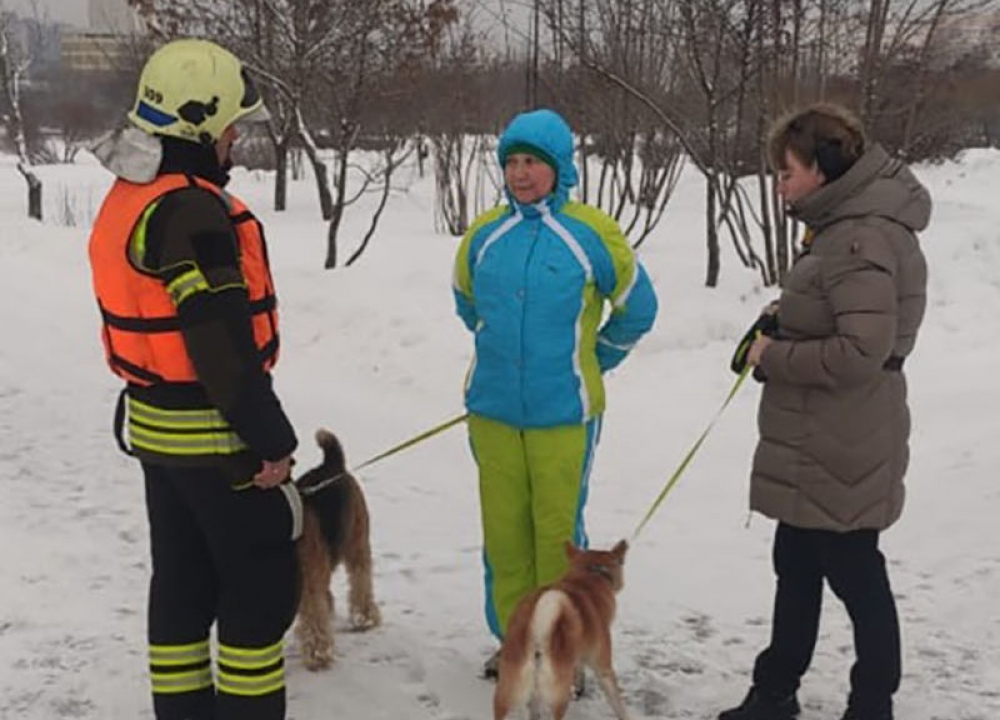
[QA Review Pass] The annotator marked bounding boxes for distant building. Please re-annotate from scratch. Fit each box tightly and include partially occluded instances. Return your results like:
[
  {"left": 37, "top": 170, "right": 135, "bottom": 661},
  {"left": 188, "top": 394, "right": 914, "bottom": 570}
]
[
  {"left": 60, "top": 32, "right": 132, "bottom": 72},
  {"left": 59, "top": 0, "right": 142, "bottom": 74}
]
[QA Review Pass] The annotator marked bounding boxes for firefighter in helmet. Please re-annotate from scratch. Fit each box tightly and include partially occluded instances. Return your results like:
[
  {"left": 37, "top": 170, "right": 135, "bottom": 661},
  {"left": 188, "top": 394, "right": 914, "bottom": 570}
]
[{"left": 89, "top": 39, "right": 300, "bottom": 720}]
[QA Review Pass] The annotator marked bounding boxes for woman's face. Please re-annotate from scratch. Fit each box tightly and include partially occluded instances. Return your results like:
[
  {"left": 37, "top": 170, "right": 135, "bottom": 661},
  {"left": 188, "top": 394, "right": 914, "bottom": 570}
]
[
  {"left": 504, "top": 153, "right": 556, "bottom": 205},
  {"left": 776, "top": 148, "right": 825, "bottom": 205}
]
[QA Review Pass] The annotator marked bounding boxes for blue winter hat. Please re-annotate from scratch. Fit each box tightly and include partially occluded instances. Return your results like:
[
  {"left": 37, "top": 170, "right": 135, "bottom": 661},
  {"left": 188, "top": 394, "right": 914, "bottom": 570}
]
[{"left": 497, "top": 109, "right": 579, "bottom": 191}]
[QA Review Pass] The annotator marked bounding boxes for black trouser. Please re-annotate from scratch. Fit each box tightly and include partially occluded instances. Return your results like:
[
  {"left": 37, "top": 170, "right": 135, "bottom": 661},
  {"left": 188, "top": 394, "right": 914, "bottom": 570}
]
[
  {"left": 753, "top": 523, "right": 901, "bottom": 716},
  {"left": 143, "top": 463, "right": 299, "bottom": 720}
]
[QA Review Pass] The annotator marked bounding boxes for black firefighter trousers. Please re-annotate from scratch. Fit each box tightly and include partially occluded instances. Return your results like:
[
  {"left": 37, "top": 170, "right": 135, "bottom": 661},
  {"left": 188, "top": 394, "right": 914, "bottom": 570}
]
[
  {"left": 753, "top": 522, "right": 901, "bottom": 717},
  {"left": 142, "top": 463, "right": 300, "bottom": 720}
]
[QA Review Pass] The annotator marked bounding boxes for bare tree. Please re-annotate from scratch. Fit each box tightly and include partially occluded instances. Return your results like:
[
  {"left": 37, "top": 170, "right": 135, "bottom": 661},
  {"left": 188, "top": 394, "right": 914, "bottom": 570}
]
[
  {"left": 853, "top": 0, "right": 997, "bottom": 130},
  {"left": 432, "top": 133, "right": 503, "bottom": 235},
  {"left": 542, "top": 0, "right": 687, "bottom": 249},
  {"left": 125, "top": 0, "right": 461, "bottom": 268},
  {"left": 33, "top": 66, "right": 129, "bottom": 163},
  {"left": 315, "top": 0, "right": 458, "bottom": 267},
  {"left": 120, "top": 0, "right": 1000, "bottom": 282},
  {"left": 0, "top": 5, "right": 41, "bottom": 220},
  {"left": 562, "top": 0, "right": 769, "bottom": 283},
  {"left": 344, "top": 134, "right": 414, "bottom": 266},
  {"left": 252, "top": 0, "right": 341, "bottom": 217},
  {"left": 126, "top": 0, "right": 336, "bottom": 217},
  {"left": 422, "top": 8, "right": 504, "bottom": 235},
  {"left": 675, "top": 0, "right": 754, "bottom": 285},
  {"left": 862, "top": 0, "right": 995, "bottom": 157}
]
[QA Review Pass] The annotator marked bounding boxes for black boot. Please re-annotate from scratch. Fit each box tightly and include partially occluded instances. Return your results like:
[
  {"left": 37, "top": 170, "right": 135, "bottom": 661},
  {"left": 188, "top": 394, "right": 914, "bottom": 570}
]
[
  {"left": 482, "top": 648, "right": 501, "bottom": 680},
  {"left": 572, "top": 665, "right": 587, "bottom": 699},
  {"left": 840, "top": 704, "right": 893, "bottom": 720},
  {"left": 718, "top": 687, "right": 801, "bottom": 720}
]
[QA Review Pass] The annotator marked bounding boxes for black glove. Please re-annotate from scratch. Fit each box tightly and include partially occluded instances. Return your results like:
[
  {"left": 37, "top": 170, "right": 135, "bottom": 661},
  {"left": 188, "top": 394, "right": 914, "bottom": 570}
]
[{"left": 731, "top": 312, "right": 779, "bottom": 375}]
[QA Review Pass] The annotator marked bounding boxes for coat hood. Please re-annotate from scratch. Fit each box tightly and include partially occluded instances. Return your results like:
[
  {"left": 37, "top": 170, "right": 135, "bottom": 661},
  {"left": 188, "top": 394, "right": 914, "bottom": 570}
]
[
  {"left": 791, "top": 143, "right": 932, "bottom": 233},
  {"left": 497, "top": 109, "right": 578, "bottom": 211}
]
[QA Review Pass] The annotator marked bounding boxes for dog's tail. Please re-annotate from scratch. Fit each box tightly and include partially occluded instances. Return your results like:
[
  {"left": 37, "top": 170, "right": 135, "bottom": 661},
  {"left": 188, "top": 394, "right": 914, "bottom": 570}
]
[
  {"left": 528, "top": 590, "right": 570, "bottom": 712},
  {"left": 314, "top": 428, "right": 348, "bottom": 475}
]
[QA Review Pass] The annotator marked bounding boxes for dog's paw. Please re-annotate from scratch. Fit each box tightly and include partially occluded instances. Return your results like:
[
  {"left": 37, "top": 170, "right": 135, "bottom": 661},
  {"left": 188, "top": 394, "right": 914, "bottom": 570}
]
[
  {"left": 302, "top": 643, "right": 334, "bottom": 671},
  {"left": 351, "top": 603, "right": 382, "bottom": 631}
]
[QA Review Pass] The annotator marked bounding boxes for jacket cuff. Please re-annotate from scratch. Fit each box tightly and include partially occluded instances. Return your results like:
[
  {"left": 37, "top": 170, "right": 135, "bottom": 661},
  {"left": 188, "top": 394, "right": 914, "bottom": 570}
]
[{"left": 226, "top": 375, "right": 298, "bottom": 461}]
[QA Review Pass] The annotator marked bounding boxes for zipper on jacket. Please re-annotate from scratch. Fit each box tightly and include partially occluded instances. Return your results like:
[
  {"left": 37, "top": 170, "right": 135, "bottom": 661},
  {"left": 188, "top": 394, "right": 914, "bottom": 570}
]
[{"left": 520, "top": 220, "right": 541, "bottom": 424}]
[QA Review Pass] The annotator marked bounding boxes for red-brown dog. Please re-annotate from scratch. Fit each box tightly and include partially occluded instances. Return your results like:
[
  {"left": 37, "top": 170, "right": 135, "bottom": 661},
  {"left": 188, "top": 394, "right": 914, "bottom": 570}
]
[{"left": 493, "top": 540, "right": 631, "bottom": 720}]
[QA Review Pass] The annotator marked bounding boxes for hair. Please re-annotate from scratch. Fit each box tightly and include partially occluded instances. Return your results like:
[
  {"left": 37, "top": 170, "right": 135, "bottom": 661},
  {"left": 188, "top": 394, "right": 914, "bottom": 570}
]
[{"left": 767, "top": 103, "right": 867, "bottom": 183}]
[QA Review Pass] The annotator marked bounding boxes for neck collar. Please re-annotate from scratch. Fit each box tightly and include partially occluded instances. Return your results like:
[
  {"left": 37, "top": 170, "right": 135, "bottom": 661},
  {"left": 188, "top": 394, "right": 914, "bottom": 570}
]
[
  {"left": 514, "top": 198, "right": 549, "bottom": 219},
  {"left": 506, "top": 185, "right": 568, "bottom": 216},
  {"left": 158, "top": 136, "right": 230, "bottom": 187},
  {"left": 586, "top": 563, "right": 616, "bottom": 586}
]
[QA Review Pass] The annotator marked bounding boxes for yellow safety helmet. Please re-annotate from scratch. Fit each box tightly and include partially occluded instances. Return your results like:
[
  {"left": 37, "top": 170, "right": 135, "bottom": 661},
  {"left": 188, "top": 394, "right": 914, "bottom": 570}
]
[{"left": 128, "top": 38, "right": 268, "bottom": 144}]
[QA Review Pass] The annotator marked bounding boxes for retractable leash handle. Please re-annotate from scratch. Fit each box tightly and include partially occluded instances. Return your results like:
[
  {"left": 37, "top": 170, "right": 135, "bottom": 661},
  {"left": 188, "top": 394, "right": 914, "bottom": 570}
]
[
  {"left": 631, "top": 364, "right": 752, "bottom": 541},
  {"left": 730, "top": 313, "right": 779, "bottom": 374}
]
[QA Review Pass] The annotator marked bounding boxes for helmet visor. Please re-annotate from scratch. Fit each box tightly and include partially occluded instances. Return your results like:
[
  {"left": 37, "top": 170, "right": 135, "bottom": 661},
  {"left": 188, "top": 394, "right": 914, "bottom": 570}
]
[
  {"left": 241, "top": 68, "right": 262, "bottom": 108},
  {"left": 236, "top": 103, "right": 271, "bottom": 126},
  {"left": 235, "top": 67, "right": 270, "bottom": 125}
]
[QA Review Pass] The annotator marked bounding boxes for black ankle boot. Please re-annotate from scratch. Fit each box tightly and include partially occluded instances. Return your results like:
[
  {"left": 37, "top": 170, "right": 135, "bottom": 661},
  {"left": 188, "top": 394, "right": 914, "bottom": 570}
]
[
  {"left": 482, "top": 648, "right": 500, "bottom": 680},
  {"left": 840, "top": 704, "right": 893, "bottom": 720},
  {"left": 718, "top": 687, "right": 801, "bottom": 720}
]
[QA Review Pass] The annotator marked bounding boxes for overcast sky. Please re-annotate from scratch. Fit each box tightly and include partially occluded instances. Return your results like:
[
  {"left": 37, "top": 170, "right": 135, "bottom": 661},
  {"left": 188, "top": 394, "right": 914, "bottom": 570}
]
[
  {"left": 6, "top": 0, "right": 535, "bottom": 56},
  {"left": 7, "top": 0, "right": 531, "bottom": 34}
]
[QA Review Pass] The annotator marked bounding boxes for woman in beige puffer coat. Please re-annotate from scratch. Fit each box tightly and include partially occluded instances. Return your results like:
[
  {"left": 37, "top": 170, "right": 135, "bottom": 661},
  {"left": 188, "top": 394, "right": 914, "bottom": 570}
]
[{"left": 719, "top": 104, "right": 930, "bottom": 720}]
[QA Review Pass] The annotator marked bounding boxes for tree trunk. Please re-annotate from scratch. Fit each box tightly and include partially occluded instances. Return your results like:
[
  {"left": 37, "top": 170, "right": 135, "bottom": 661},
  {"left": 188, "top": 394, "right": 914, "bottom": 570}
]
[
  {"left": 900, "top": 0, "right": 949, "bottom": 158},
  {"left": 705, "top": 177, "right": 719, "bottom": 287},
  {"left": 17, "top": 164, "right": 42, "bottom": 221},
  {"left": 325, "top": 205, "right": 342, "bottom": 269},
  {"left": 294, "top": 108, "right": 334, "bottom": 220},
  {"left": 860, "top": 0, "right": 889, "bottom": 123},
  {"left": 324, "top": 138, "right": 353, "bottom": 269},
  {"left": 3, "top": 20, "right": 39, "bottom": 222},
  {"left": 306, "top": 150, "right": 333, "bottom": 221},
  {"left": 416, "top": 134, "right": 427, "bottom": 178},
  {"left": 345, "top": 149, "right": 398, "bottom": 267},
  {"left": 274, "top": 139, "right": 289, "bottom": 212}
]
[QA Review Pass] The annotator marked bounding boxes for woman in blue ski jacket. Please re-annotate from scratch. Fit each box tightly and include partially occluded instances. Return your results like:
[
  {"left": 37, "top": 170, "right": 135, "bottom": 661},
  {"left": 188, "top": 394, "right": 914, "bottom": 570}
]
[{"left": 452, "top": 108, "right": 659, "bottom": 675}]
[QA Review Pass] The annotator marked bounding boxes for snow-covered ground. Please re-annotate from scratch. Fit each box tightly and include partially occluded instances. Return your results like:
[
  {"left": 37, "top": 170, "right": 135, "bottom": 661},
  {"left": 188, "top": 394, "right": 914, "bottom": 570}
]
[{"left": 1, "top": 147, "right": 997, "bottom": 720}]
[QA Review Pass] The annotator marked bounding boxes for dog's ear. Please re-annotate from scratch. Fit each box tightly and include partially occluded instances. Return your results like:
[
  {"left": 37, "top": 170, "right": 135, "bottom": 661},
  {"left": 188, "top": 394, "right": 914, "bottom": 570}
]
[
  {"left": 564, "top": 540, "right": 578, "bottom": 560},
  {"left": 612, "top": 539, "right": 628, "bottom": 561}
]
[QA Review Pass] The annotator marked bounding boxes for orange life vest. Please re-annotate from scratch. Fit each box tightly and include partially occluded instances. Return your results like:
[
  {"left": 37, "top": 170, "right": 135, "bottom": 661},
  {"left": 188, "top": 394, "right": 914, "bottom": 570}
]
[{"left": 89, "top": 174, "right": 279, "bottom": 386}]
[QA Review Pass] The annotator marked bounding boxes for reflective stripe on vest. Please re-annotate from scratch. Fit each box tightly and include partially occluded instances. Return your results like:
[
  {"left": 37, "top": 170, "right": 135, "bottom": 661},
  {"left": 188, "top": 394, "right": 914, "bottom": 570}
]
[
  {"left": 127, "top": 397, "right": 247, "bottom": 457},
  {"left": 89, "top": 173, "right": 279, "bottom": 386}
]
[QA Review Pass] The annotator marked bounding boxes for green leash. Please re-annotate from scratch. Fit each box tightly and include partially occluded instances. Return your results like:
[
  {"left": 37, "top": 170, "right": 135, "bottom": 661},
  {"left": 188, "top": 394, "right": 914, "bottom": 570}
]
[{"left": 631, "top": 365, "right": 752, "bottom": 540}]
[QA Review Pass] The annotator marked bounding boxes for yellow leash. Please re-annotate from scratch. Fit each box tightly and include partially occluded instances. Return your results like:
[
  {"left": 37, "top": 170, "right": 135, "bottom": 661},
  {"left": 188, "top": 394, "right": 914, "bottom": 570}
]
[
  {"left": 352, "top": 412, "right": 469, "bottom": 472},
  {"left": 295, "top": 412, "right": 468, "bottom": 495},
  {"left": 631, "top": 365, "right": 752, "bottom": 540},
  {"left": 240, "top": 361, "right": 749, "bottom": 534},
  {"left": 237, "top": 412, "right": 469, "bottom": 493}
]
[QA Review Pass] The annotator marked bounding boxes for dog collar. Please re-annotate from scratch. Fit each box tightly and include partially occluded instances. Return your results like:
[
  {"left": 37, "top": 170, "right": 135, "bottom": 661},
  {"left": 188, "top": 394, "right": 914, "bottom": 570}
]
[
  {"left": 587, "top": 564, "right": 616, "bottom": 585},
  {"left": 298, "top": 470, "right": 348, "bottom": 497}
]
